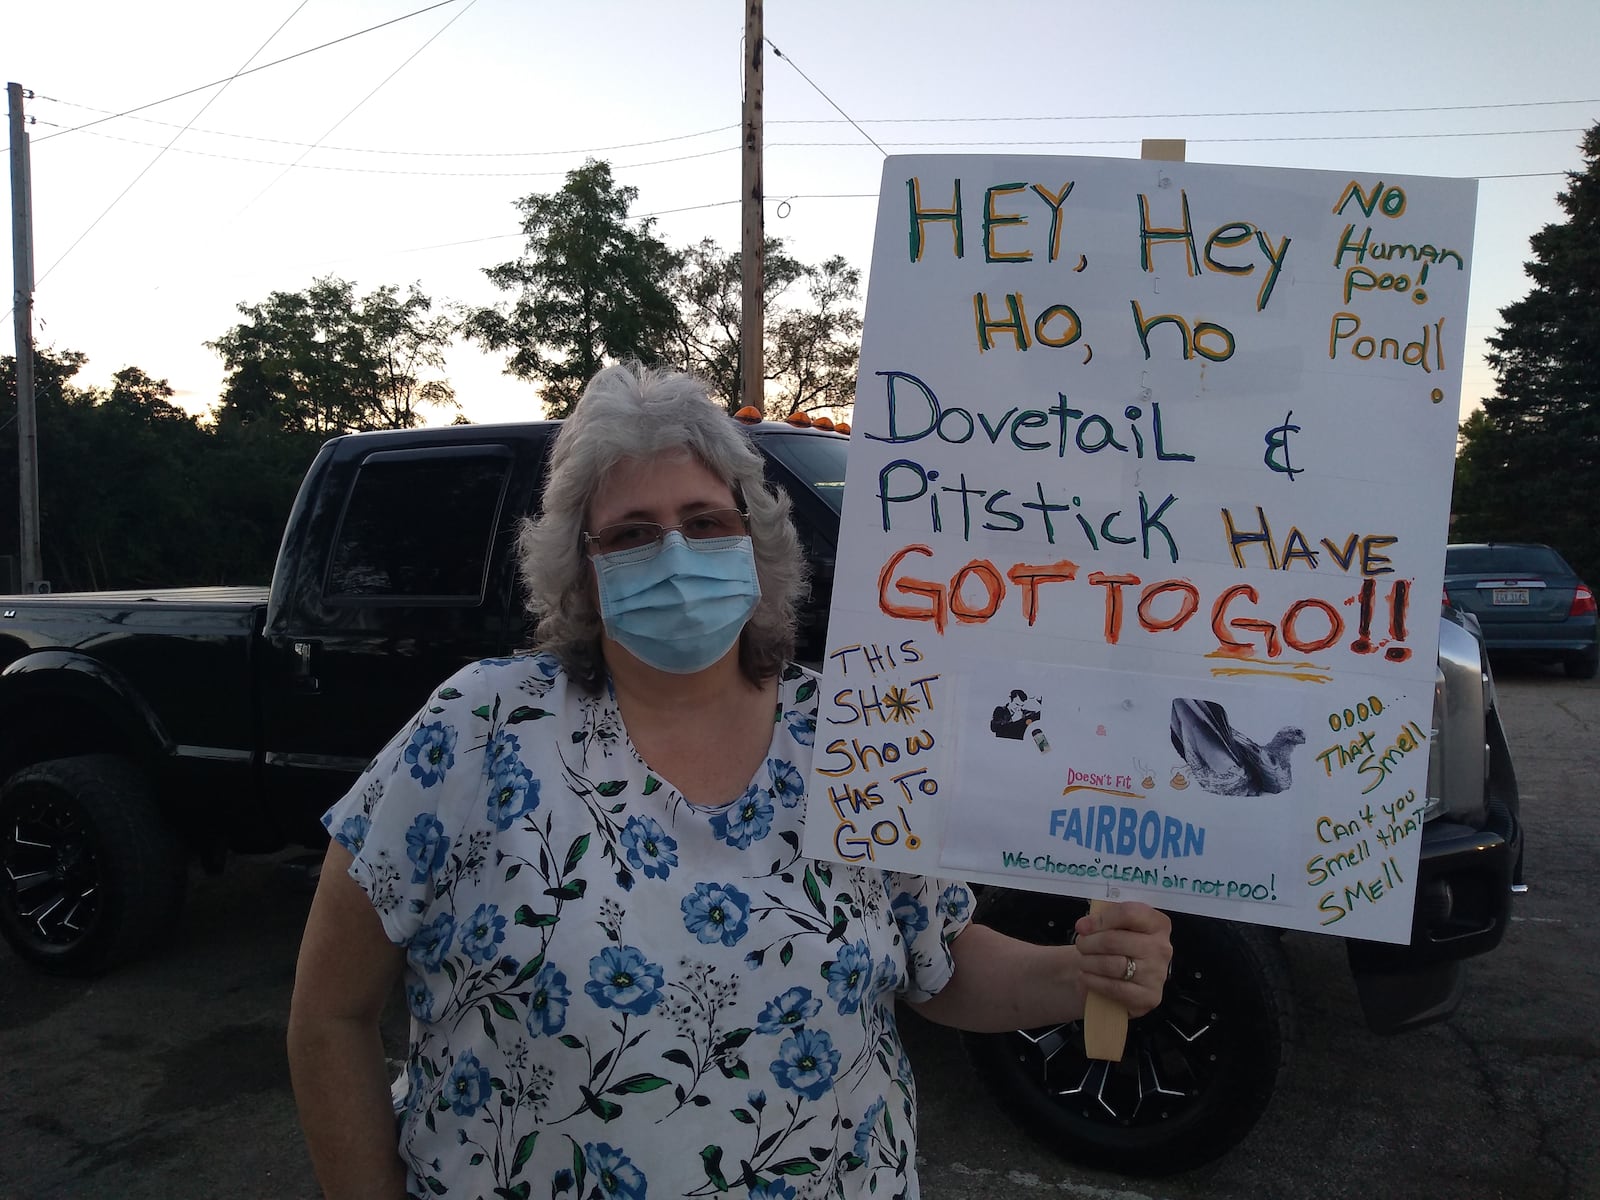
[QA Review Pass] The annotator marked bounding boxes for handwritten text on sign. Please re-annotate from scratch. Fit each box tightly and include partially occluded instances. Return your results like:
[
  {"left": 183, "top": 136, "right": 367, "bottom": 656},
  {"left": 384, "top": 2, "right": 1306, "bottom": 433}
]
[{"left": 802, "top": 155, "right": 1476, "bottom": 944}]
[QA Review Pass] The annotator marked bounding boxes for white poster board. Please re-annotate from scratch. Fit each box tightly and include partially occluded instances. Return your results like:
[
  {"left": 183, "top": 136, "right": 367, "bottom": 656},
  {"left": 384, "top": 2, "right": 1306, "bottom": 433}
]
[{"left": 802, "top": 154, "right": 1477, "bottom": 944}]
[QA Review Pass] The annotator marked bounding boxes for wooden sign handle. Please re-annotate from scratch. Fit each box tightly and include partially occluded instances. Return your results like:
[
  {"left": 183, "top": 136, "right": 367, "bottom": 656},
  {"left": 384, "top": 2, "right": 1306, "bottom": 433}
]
[
  {"left": 1082, "top": 899, "right": 1129, "bottom": 1061},
  {"left": 1079, "top": 136, "right": 1185, "bottom": 1066}
]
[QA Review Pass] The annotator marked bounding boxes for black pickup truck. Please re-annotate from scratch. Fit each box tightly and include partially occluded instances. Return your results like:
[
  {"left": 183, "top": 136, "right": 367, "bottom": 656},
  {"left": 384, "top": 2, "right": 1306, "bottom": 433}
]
[{"left": 0, "top": 416, "right": 1521, "bottom": 1174}]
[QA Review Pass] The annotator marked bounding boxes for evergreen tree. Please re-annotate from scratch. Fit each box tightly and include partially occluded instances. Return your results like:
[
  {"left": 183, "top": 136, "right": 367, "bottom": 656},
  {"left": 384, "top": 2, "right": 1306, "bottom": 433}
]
[{"left": 1454, "top": 124, "right": 1600, "bottom": 583}]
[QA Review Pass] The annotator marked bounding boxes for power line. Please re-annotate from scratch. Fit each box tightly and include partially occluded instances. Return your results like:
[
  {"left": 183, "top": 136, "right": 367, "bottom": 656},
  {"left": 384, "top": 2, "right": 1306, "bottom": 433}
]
[
  {"left": 41, "top": 123, "right": 740, "bottom": 176},
  {"left": 764, "top": 38, "right": 886, "bottom": 157},
  {"left": 767, "top": 97, "right": 1600, "bottom": 124},
  {"left": 32, "top": 0, "right": 314, "bottom": 289},
  {"left": 140, "top": 195, "right": 860, "bottom": 277},
  {"left": 35, "top": 97, "right": 739, "bottom": 157},
  {"left": 770, "top": 127, "right": 1586, "bottom": 148},
  {"left": 1479, "top": 170, "right": 1570, "bottom": 179},
  {"left": 237, "top": 0, "right": 480, "bottom": 211},
  {"left": 30, "top": 0, "right": 466, "bottom": 144},
  {"left": 28, "top": 91, "right": 1597, "bottom": 162},
  {"left": 44, "top": 121, "right": 1579, "bottom": 179}
]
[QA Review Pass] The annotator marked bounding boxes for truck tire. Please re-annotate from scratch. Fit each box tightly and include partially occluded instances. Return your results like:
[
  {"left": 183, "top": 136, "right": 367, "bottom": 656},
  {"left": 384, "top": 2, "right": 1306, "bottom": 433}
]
[
  {"left": 962, "top": 888, "right": 1294, "bottom": 1176},
  {"left": 0, "top": 754, "right": 187, "bottom": 975}
]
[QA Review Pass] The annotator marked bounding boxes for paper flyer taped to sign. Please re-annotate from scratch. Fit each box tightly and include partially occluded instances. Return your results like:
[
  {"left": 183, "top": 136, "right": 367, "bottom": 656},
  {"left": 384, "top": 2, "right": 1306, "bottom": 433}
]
[{"left": 801, "top": 154, "right": 1477, "bottom": 944}]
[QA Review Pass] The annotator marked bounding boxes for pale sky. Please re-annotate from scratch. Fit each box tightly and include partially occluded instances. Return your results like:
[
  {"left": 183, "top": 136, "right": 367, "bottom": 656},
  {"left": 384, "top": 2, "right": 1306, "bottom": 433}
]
[{"left": 6, "top": 0, "right": 1598, "bottom": 427}]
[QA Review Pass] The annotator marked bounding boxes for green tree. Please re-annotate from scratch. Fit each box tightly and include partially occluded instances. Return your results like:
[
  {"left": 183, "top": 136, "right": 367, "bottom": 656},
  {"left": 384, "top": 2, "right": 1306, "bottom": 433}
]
[
  {"left": 463, "top": 159, "right": 681, "bottom": 418},
  {"left": 1453, "top": 125, "right": 1600, "bottom": 583},
  {"left": 666, "top": 238, "right": 862, "bottom": 418},
  {"left": 667, "top": 236, "right": 803, "bottom": 409},
  {"left": 766, "top": 254, "right": 863, "bottom": 419},
  {"left": 1, "top": 351, "right": 210, "bottom": 589},
  {"left": 2, "top": 349, "right": 321, "bottom": 592},
  {"left": 208, "top": 276, "right": 458, "bottom": 434}
]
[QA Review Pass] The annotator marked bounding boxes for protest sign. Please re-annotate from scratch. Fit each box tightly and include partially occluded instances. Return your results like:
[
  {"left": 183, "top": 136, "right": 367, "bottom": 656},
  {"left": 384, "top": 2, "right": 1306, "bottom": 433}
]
[{"left": 801, "top": 154, "right": 1477, "bottom": 944}]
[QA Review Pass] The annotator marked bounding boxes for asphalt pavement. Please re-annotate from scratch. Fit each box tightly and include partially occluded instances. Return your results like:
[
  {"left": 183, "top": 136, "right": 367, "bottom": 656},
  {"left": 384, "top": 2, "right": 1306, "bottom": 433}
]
[{"left": 1, "top": 661, "right": 1595, "bottom": 1200}]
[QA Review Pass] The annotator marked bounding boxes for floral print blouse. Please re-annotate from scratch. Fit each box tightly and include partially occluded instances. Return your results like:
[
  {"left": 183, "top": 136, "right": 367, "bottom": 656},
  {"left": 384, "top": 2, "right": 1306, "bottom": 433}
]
[{"left": 323, "top": 655, "right": 973, "bottom": 1200}]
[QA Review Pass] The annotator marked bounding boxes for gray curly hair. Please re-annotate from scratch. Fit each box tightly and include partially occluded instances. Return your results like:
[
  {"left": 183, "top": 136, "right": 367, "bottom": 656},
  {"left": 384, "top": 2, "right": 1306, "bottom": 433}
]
[{"left": 519, "top": 362, "right": 807, "bottom": 692}]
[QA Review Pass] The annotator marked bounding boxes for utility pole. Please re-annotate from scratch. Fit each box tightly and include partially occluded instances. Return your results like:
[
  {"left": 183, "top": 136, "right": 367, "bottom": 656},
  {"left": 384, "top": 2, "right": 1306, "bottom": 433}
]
[
  {"left": 739, "top": 0, "right": 764, "bottom": 415},
  {"left": 8, "top": 83, "right": 42, "bottom": 593}
]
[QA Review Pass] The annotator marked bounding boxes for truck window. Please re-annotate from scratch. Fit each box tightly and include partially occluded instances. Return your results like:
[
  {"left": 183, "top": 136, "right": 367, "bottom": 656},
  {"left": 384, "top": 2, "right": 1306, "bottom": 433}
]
[
  {"left": 327, "top": 448, "right": 512, "bottom": 603},
  {"left": 758, "top": 433, "right": 847, "bottom": 514}
]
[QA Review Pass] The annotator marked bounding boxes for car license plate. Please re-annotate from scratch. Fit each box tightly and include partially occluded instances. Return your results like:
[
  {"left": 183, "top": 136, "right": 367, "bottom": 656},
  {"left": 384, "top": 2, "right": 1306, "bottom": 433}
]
[{"left": 1492, "top": 588, "right": 1530, "bottom": 605}]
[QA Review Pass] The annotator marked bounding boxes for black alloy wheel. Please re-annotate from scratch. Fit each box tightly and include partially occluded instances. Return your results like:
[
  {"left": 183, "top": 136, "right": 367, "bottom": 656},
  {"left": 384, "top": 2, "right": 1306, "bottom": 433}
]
[
  {"left": 0, "top": 755, "right": 186, "bottom": 975},
  {"left": 963, "top": 888, "right": 1294, "bottom": 1176},
  {"left": 3, "top": 786, "right": 105, "bottom": 951}
]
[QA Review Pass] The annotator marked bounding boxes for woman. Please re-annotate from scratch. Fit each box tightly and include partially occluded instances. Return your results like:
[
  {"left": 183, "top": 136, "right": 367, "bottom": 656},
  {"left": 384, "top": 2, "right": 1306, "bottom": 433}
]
[{"left": 288, "top": 363, "right": 1173, "bottom": 1200}]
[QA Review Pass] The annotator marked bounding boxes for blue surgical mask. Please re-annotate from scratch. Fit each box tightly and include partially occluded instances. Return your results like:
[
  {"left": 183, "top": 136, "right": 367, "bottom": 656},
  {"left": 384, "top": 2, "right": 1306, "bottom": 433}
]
[{"left": 593, "top": 532, "right": 762, "bottom": 674}]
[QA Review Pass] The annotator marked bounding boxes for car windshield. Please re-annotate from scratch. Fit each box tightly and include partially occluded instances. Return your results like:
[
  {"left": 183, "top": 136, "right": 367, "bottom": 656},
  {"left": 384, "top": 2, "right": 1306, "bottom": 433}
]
[
  {"left": 1446, "top": 545, "right": 1572, "bottom": 576},
  {"left": 761, "top": 433, "right": 848, "bottom": 514}
]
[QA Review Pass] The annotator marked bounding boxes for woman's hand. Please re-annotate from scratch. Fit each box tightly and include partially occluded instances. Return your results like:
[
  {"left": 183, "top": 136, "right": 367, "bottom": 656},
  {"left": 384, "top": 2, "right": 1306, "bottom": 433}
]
[
  {"left": 910, "top": 901, "right": 1174, "bottom": 1032},
  {"left": 1071, "top": 901, "right": 1173, "bottom": 1017}
]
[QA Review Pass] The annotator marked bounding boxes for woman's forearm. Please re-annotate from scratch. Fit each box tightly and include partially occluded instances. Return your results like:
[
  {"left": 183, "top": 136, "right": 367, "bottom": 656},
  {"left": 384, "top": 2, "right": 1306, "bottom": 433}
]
[
  {"left": 288, "top": 1015, "right": 408, "bottom": 1200},
  {"left": 910, "top": 901, "right": 1174, "bottom": 1032},
  {"left": 908, "top": 923, "right": 1087, "bottom": 1031}
]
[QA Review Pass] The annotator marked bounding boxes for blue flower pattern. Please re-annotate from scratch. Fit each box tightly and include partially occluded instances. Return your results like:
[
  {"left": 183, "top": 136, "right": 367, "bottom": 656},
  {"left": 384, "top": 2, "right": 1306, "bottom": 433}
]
[
  {"left": 749, "top": 1179, "right": 797, "bottom": 1200},
  {"left": 937, "top": 883, "right": 972, "bottom": 924},
  {"left": 825, "top": 939, "right": 876, "bottom": 1015},
  {"left": 406, "top": 721, "right": 457, "bottom": 787},
  {"left": 584, "top": 1142, "right": 647, "bottom": 1200},
  {"left": 769, "top": 1026, "right": 841, "bottom": 1100},
  {"left": 406, "top": 981, "right": 436, "bottom": 1023},
  {"left": 445, "top": 1051, "right": 491, "bottom": 1116},
  {"left": 619, "top": 815, "right": 678, "bottom": 880},
  {"left": 854, "top": 1097, "right": 886, "bottom": 1161},
  {"left": 584, "top": 945, "right": 665, "bottom": 1016},
  {"left": 525, "top": 962, "right": 571, "bottom": 1037},
  {"left": 404, "top": 812, "right": 450, "bottom": 883},
  {"left": 681, "top": 881, "right": 752, "bottom": 946},
  {"left": 890, "top": 891, "right": 929, "bottom": 936},
  {"left": 482, "top": 729, "right": 521, "bottom": 777},
  {"left": 707, "top": 784, "right": 774, "bottom": 849},
  {"left": 487, "top": 755, "right": 540, "bottom": 830},
  {"left": 783, "top": 710, "right": 815, "bottom": 746},
  {"left": 756, "top": 986, "right": 823, "bottom": 1035},
  {"left": 767, "top": 758, "right": 804, "bottom": 807},
  {"left": 334, "top": 813, "right": 370, "bottom": 855},
  {"left": 320, "top": 655, "right": 972, "bottom": 1198},
  {"left": 410, "top": 913, "right": 456, "bottom": 972},
  {"left": 459, "top": 902, "right": 507, "bottom": 965}
]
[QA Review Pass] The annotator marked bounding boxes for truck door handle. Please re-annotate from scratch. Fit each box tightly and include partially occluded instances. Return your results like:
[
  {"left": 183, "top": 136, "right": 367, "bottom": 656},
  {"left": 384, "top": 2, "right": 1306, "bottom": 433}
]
[{"left": 292, "top": 640, "right": 321, "bottom": 694}]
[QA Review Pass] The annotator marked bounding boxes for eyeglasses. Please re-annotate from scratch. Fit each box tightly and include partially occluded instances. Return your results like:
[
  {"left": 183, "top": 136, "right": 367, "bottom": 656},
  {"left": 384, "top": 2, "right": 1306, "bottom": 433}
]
[{"left": 583, "top": 508, "right": 749, "bottom": 556}]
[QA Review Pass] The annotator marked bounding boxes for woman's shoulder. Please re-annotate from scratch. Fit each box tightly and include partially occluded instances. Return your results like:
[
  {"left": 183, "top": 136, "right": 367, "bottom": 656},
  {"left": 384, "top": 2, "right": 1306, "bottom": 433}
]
[
  {"left": 773, "top": 662, "right": 820, "bottom": 748},
  {"left": 401, "top": 652, "right": 571, "bottom": 765},
  {"left": 434, "top": 650, "right": 568, "bottom": 697},
  {"left": 775, "top": 662, "right": 821, "bottom": 707}
]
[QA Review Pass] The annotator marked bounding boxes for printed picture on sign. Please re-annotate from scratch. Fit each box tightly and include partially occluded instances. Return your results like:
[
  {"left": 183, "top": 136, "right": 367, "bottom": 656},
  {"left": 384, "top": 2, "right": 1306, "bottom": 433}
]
[
  {"left": 1169, "top": 699, "right": 1305, "bottom": 797},
  {"left": 989, "top": 688, "right": 1049, "bottom": 750}
]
